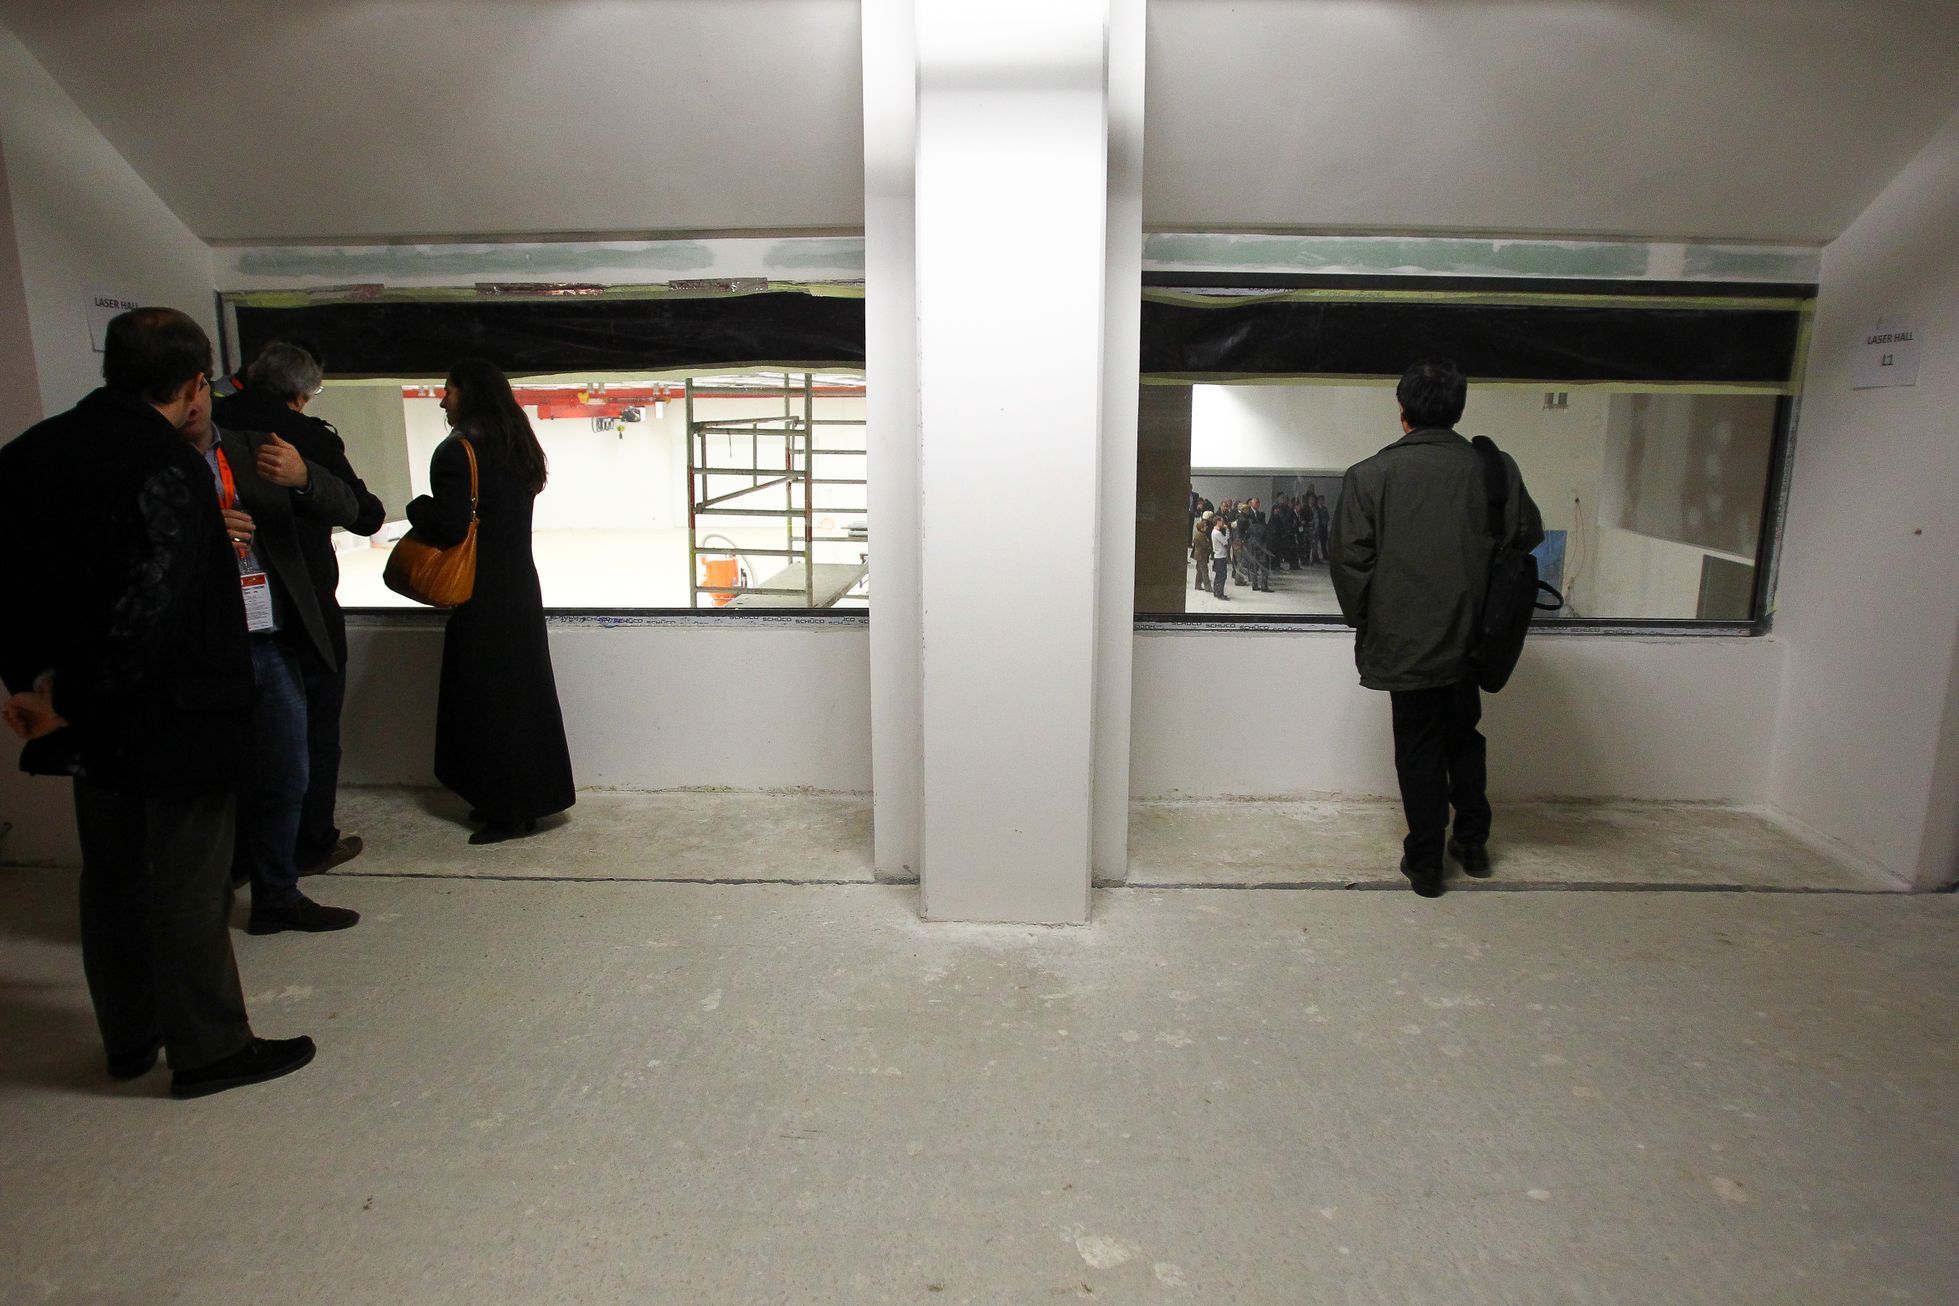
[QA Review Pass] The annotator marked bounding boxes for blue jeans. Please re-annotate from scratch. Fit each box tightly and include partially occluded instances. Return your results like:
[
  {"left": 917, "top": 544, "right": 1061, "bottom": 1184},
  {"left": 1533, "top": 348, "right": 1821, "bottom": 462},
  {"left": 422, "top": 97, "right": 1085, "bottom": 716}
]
[
  {"left": 240, "top": 638, "right": 310, "bottom": 906},
  {"left": 295, "top": 653, "right": 345, "bottom": 865}
]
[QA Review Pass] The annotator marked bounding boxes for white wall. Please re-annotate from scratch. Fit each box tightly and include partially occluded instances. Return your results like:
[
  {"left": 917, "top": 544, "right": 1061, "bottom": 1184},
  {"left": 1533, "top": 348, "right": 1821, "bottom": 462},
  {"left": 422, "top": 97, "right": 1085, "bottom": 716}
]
[
  {"left": 307, "top": 383, "right": 414, "bottom": 521},
  {"left": 1769, "top": 107, "right": 1959, "bottom": 891},
  {"left": 1589, "top": 528, "right": 1751, "bottom": 622},
  {"left": 338, "top": 621, "right": 872, "bottom": 794},
  {"left": 862, "top": 0, "right": 924, "bottom": 883},
  {"left": 0, "top": 619, "right": 874, "bottom": 868},
  {"left": 0, "top": 23, "right": 213, "bottom": 416},
  {"left": 0, "top": 140, "right": 40, "bottom": 437},
  {"left": 912, "top": 0, "right": 1106, "bottom": 923},
  {"left": 1132, "top": 631, "right": 1783, "bottom": 805}
]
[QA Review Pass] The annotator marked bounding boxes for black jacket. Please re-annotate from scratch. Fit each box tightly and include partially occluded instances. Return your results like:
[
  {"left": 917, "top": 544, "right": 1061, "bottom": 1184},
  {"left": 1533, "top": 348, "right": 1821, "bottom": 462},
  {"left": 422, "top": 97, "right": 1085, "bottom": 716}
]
[
  {"left": 0, "top": 390, "right": 252, "bottom": 791},
  {"left": 1331, "top": 427, "right": 1544, "bottom": 692},
  {"left": 212, "top": 386, "right": 385, "bottom": 663},
  {"left": 213, "top": 425, "right": 362, "bottom": 671}
]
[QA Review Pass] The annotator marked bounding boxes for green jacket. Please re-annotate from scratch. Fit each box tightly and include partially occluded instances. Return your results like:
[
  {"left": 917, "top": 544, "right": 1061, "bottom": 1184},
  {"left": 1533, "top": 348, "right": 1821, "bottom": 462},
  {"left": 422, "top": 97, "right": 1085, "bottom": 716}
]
[{"left": 1330, "top": 427, "right": 1544, "bottom": 692}]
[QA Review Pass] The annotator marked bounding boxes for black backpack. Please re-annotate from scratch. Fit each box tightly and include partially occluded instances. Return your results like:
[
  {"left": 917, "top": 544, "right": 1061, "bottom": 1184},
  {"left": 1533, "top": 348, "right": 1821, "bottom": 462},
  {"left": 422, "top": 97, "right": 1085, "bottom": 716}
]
[{"left": 1471, "top": 436, "right": 1562, "bottom": 693}]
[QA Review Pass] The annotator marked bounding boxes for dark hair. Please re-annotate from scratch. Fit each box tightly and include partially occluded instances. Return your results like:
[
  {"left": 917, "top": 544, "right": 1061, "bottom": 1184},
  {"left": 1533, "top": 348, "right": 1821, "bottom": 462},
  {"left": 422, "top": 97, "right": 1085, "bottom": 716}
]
[
  {"left": 445, "top": 357, "right": 548, "bottom": 493},
  {"left": 101, "top": 307, "right": 212, "bottom": 405},
  {"left": 1396, "top": 360, "right": 1468, "bottom": 429}
]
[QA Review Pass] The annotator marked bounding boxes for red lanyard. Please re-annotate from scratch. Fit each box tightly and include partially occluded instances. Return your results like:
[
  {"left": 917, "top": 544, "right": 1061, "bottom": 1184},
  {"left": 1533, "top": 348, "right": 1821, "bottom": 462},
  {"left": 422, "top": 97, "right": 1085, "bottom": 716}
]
[
  {"left": 213, "top": 447, "right": 246, "bottom": 559},
  {"left": 213, "top": 445, "right": 237, "bottom": 511}
]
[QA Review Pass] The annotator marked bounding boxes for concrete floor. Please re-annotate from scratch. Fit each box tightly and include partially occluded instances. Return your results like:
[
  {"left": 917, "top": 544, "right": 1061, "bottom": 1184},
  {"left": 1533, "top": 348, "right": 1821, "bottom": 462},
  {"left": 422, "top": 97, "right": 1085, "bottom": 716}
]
[
  {"left": 1184, "top": 559, "right": 1340, "bottom": 616},
  {"left": 325, "top": 787, "right": 1892, "bottom": 893},
  {"left": 0, "top": 869, "right": 1952, "bottom": 1304},
  {"left": 1127, "top": 798, "right": 1893, "bottom": 890},
  {"left": 331, "top": 787, "right": 879, "bottom": 883}
]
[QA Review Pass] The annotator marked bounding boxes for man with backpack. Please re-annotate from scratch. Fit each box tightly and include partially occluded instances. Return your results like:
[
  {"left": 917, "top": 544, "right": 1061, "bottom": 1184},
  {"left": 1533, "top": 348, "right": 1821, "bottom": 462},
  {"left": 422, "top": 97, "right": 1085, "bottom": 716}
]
[{"left": 1330, "top": 361, "right": 1543, "bottom": 898}]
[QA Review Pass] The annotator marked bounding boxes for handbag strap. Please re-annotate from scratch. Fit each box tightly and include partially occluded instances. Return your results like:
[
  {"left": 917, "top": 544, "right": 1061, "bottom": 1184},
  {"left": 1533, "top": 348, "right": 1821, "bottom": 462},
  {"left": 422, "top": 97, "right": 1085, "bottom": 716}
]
[{"left": 458, "top": 437, "right": 479, "bottom": 521}]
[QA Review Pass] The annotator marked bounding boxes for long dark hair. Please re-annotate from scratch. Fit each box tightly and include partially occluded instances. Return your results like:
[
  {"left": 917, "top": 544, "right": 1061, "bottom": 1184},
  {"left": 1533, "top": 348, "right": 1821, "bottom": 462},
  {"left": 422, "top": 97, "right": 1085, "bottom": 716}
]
[{"left": 445, "top": 357, "right": 548, "bottom": 493}]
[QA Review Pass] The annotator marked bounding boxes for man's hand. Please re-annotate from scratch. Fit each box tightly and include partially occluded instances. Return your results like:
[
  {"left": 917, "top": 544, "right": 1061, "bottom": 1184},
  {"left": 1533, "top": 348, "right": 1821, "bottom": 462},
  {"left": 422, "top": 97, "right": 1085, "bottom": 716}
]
[
  {"left": 256, "top": 434, "right": 309, "bottom": 489},
  {"left": 222, "top": 507, "right": 256, "bottom": 550},
  {"left": 3, "top": 689, "right": 67, "bottom": 741}
]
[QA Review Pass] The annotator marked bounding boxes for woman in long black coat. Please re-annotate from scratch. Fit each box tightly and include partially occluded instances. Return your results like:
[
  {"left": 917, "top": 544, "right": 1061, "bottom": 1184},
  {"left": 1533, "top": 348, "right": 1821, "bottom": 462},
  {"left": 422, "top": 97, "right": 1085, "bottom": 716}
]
[{"left": 407, "top": 358, "right": 575, "bottom": 844}]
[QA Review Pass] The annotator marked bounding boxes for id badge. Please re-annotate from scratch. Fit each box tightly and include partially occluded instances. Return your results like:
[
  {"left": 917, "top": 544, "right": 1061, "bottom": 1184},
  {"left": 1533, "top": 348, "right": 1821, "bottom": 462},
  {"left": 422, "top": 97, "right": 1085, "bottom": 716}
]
[{"left": 240, "top": 571, "right": 275, "bottom": 632}]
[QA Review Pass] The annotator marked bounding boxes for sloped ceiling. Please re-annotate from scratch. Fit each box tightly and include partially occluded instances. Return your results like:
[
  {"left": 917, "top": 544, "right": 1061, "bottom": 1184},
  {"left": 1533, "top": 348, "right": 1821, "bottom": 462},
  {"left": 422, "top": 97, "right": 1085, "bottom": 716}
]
[
  {"left": 3, "top": 0, "right": 1957, "bottom": 245},
  {"left": 0, "top": 0, "right": 868, "bottom": 241},
  {"left": 1144, "top": 0, "right": 1959, "bottom": 243}
]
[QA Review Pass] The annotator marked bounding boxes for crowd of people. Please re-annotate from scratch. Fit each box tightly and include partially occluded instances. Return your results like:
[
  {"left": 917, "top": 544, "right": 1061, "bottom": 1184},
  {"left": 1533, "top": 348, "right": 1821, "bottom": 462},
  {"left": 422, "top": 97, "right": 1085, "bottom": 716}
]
[
  {"left": 0, "top": 307, "right": 575, "bottom": 1097},
  {"left": 1187, "top": 488, "right": 1332, "bottom": 598}
]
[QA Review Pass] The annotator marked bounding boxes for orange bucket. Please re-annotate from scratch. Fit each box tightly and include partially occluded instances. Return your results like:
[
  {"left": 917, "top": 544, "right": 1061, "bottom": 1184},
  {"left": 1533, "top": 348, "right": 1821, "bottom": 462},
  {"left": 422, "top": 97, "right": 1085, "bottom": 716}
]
[{"left": 702, "top": 557, "right": 740, "bottom": 606}]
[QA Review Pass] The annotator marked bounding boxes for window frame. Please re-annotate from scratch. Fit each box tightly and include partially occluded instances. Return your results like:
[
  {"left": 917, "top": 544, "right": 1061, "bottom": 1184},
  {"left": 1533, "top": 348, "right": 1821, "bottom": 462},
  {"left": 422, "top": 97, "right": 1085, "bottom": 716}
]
[{"left": 1133, "top": 273, "right": 1814, "bottom": 637}]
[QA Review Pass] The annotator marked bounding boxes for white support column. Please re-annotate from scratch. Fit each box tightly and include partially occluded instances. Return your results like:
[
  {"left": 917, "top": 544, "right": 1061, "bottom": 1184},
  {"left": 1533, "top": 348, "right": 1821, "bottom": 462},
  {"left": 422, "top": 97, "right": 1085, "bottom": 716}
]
[
  {"left": 914, "top": 0, "right": 1110, "bottom": 923},
  {"left": 863, "top": 0, "right": 923, "bottom": 882},
  {"left": 1092, "top": 0, "right": 1146, "bottom": 884}
]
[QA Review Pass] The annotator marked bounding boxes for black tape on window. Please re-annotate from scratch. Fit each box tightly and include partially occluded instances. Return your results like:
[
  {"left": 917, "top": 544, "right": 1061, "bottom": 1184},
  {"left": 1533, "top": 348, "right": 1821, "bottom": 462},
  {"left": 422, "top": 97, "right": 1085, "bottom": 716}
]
[
  {"left": 234, "top": 293, "right": 866, "bottom": 376},
  {"left": 1140, "top": 299, "right": 1802, "bottom": 384}
]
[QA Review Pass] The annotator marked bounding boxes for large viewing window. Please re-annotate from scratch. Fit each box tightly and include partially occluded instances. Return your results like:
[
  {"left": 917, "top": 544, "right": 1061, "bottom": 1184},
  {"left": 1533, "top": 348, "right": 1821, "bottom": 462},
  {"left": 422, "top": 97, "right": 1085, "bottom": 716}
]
[
  {"left": 1133, "top": 277, "right": 1810, "bottom": 626},
  {"left": 312, "top": 372, "right": 868, "bottom": 611},
  {"left": 223, "top": 288, "right": 869, "bottom": 614}
]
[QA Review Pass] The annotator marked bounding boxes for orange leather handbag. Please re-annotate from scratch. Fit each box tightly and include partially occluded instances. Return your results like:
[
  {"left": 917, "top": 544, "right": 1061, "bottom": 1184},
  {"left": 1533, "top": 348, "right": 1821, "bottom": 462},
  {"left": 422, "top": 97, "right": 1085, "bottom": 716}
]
[{"left": 383, "top": 438, "right": 478, "bottom": 608}]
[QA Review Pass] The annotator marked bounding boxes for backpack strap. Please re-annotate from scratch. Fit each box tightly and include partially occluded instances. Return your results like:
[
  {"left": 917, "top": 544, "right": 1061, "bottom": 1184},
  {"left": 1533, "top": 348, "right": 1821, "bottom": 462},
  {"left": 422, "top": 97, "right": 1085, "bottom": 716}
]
[{"left": 1471, "top": 434, "right": 1506, "bottom": 543}]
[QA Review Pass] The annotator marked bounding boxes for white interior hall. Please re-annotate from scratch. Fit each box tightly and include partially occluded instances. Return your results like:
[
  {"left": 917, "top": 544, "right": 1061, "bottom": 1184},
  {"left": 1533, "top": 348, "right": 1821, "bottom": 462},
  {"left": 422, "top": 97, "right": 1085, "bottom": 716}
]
[{"left": 1, "top": 2, "right": 1957, "bottom": 1302}]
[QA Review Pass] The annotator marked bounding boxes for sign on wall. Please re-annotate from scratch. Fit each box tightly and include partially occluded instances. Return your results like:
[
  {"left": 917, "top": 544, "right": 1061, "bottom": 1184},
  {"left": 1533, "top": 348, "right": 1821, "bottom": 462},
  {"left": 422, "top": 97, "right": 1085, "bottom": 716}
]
[
  {"left": 86, "top": 291, "right": 139, "bottom": 352},
  {"left": 1852, "top": 318, "right": 1921, "bottom": 389}
]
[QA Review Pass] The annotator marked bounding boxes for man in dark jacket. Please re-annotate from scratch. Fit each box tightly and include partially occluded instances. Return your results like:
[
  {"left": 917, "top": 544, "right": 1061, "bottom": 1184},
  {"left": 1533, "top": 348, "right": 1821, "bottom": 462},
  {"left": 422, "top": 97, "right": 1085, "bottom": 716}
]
[
  {"left": 0, "top": 307, "right": 314, "bottom": 1095},
  {"left": 214, "top": 342, "right": 385, "bottom": 873},
  {"left": 1331, "top": 361, "right": 1543, "bottom": 898},
  {"left": 182, "top": 385, "right": 364, "bottom": 933}
]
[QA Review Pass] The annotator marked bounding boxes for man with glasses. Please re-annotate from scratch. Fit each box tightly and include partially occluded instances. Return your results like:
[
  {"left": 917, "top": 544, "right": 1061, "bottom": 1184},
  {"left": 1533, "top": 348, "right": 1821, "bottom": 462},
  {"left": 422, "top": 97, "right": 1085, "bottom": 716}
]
[{"left": 0, "top": 308, "right": 314, "bottom": 1095}]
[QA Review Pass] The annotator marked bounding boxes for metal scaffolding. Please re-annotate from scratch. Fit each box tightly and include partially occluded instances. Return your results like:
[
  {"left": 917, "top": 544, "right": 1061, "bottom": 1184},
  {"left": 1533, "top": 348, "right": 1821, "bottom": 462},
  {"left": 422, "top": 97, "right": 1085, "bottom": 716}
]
[{"left": 686, "top": 373, "right": 869, "bottom": 608}]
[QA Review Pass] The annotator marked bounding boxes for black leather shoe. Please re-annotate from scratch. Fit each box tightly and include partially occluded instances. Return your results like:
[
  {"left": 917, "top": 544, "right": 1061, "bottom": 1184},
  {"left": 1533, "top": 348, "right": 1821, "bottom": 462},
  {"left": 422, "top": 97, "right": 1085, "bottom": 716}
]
[
  {"left": 170, "top": 1036, "right": 315, "bottom": 1099},
  {"left": 297, "top": 835, "right": 364, "bottom": 875},
  {"left": 469, "top": 818, "right": 539, "bottom": 846},
  {"left": 1400, "top": 855, "right": 1445, "bottom": 898},
  {"left": 107, "top": 1035, "right": 163, "bottom": 1080},
  {"left": 247, "top": 895, "right": 360, "bottom": 935},
  {"left": 1448, "top": 837, "right": 1492, "bottom": 878}
]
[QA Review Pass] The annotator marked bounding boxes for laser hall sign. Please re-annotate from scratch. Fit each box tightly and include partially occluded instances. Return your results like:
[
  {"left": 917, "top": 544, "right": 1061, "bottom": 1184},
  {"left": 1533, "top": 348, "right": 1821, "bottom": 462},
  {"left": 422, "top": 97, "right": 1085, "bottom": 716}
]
[
  {"left": 86, "top": 290, "right": 139, "bottom": 353},
  {"left": 1852, "top": 318, "right": 1921, "bottom": 389}
]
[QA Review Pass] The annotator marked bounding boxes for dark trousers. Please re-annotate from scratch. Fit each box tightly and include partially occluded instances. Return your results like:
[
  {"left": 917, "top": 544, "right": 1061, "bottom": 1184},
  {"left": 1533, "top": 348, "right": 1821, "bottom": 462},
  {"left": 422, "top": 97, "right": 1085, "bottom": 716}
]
[
  {"left": 295, "top": 651, "right": 346, "bottom": 867},
  {"left": 73, "top": 779, "right": 253, "bottom": 1072},
  {"left": 239, "top": 639, "right": 309, "bottom": 906},
  {"left": 1389, "top": 679, "right": 1492, "bottom": 869},
  {"left": 1211, "top": 557, "right": 1228, "bottom": 597}
]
